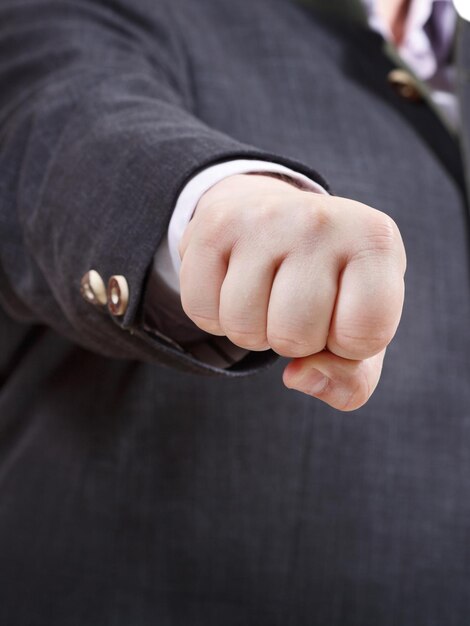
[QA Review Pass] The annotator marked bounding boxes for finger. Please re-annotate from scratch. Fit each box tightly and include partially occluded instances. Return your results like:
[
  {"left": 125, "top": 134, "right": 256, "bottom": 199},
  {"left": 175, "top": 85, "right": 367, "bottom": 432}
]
[
  {"left": 219, "top": 249, "right": 275, "bottom": 350},
  {"left": 283, "top": 348, "right": 386, "bottom": 411},
  {"left": 179, "top": 241, "right": 228, "bottom": 336},
  {"left": 327, "top": 229, "right": 405, "bottom": 360},
  {"left": 266, "top": 254, "right": 338, "bottom": 358}
]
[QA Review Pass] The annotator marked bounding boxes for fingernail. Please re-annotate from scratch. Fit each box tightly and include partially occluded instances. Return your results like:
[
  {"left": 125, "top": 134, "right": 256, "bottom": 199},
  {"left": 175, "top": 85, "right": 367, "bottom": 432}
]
[
  {"left": 291, "top": 368, "right": 329, "bottom": 396},
  {"left": 307, "top": 369, "right": 329, "bottom": 395}
]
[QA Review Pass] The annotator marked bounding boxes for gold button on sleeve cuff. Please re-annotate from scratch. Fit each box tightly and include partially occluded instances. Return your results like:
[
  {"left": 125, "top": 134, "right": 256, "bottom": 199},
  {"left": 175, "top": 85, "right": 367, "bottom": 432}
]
[
  {"left": 80, "top": 270, "right": 108, "bottom": 306},
  {"left": 107, "top": 275, "right": 129, "bottom": 317}
]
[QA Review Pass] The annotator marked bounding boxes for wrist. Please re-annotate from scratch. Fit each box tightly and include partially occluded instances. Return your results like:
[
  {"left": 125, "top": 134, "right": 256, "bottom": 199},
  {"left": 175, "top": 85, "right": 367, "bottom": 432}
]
[{"left": 195, "top": 173, "right": 303, "bottom": 215}]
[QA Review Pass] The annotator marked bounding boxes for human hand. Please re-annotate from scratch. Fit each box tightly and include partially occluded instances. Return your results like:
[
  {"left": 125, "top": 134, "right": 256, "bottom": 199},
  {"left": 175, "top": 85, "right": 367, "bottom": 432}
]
[{"left": 179, "top": 174, "right": 406, "bottom": 411}]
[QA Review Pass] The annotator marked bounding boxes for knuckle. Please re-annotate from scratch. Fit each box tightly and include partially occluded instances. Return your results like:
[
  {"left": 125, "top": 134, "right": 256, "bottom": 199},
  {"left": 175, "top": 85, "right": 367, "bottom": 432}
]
[
  {"left": 224, "top": 328, "right": 268, "bottom": 350},
  {"left": 267, "top": 329, "right": 313, "bottom": 358},
  {"left": 180, "top": 296, "right": 221, "bottom": 334},
  {"left": 252, "top": 198, "right": 297, "bottom": 238},
  {"left": 301, "top": 199, "right": 331, "bottom": 237},
  {"left": 196, "top": 204, "right": 236, "bottom": 247},
  {"left": 221, "top": 312, "right": 267, "bottom": 349},
  {"left": 188, "top": 315, "right": 223, "bottom": 335},
  {"left": 189, "top": 314, "right": 222, "bottom": 335},
  {"left": 256, "top": 197, "right": 283, "bottom": 222},
  {"left": 361, "top": 214, "right": 402, "bottom": 256},
  {"left": 332, "top": 324, "right": 393, "bottom": 358}
]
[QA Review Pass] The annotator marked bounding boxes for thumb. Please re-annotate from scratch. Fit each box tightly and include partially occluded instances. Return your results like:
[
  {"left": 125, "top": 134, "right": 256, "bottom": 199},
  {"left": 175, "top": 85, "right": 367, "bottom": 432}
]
[{"left": 282, "top": 348, "right": 386, "bottom": 411}]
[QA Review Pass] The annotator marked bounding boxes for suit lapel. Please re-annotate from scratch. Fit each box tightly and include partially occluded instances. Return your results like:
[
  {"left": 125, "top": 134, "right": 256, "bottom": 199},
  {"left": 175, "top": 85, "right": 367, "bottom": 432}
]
[{"left": 382, "top": 39, "right": 457, "bottom": 136}]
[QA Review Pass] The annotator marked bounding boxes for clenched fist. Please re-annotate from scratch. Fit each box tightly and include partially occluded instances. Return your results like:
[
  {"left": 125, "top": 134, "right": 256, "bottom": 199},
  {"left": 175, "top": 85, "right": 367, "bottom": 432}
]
[{"left": 179, "top": 174, "right": 406, "bottom": 411}]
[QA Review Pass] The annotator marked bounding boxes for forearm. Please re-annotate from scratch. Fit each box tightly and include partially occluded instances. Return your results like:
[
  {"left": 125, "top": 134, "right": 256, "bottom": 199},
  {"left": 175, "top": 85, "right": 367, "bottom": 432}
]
[{"left": 0, "top": 0, "right": 328, "bottom": 373}]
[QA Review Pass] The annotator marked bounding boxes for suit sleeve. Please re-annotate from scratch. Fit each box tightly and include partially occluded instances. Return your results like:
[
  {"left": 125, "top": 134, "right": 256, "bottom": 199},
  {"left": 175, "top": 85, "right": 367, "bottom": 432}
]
[{"left": 0, "top": 0, "right": 328, "bottom": 375}]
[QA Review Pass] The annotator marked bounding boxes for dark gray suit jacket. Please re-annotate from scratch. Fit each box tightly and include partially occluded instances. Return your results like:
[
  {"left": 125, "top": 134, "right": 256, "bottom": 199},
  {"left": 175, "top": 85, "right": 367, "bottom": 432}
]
[{"left": 1, "top": 0, "right": 470, "bottom": 624}]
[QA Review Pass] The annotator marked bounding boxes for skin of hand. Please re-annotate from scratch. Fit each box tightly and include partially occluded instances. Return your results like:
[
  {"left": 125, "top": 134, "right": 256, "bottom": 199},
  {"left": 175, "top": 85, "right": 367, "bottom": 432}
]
[{"left": 179, "top": 174, "right": 407, "bottom": 411}]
